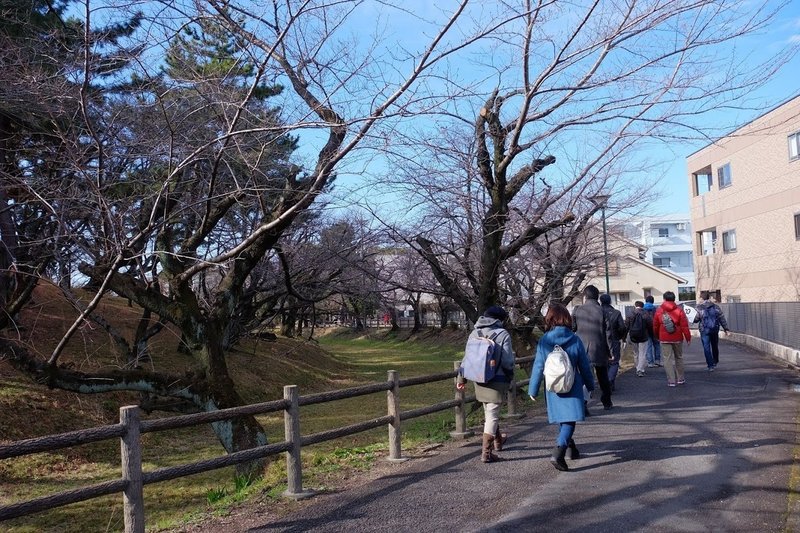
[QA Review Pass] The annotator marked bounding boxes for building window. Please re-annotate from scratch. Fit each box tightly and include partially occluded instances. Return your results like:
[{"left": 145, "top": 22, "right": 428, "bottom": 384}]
[
  {"left": 678, "top": 286, "right": 696, "bottom": 300},
  {"left": 795, "top": 213, "right": 800, "bottom": 240},
  {"left": 790, "top": 131, "right": 800, "bottom": 161},
  {"left": 643, "top": 288, "right": 652, "bottom": 298},
  {"left": 698, "top": 229, "right": 717, "bottom": 255},
  {"left": 658, "top": 228, "right": 669, "bottom": 238},
  {"left": 615, "top": 292, "right": 630, "bottom": 302},
  {"left": 726, "top": 295, "right": 741, "bottom": 303},
  {"left": 722, "top": 229, "right": 737, "bottom": 253},
  {"left": 692, "top": 168, "right": 712, "bottom": 196},
  {"left": 717, "top": 163, "right": 732, "bottom": 188},
  {"left": 653, "top": 257, "right": 671, "bottom": 268}
]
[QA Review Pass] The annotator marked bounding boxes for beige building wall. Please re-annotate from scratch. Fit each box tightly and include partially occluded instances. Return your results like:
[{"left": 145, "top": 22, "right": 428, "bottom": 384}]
[{"left": 688, "top": 94, "right": 800, "bottom": 302}]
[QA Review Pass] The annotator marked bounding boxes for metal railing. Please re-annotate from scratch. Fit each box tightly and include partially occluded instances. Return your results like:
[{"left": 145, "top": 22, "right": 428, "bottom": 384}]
[
  {"left": 720, "top": 302, "right": 800, "bottom": 350},
  {"left": 0, "top": 356, "right": 534, "bottom": 532}
]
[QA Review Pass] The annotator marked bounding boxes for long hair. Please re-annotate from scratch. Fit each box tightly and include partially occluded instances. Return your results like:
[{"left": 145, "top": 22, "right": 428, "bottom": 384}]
[{"left": 544, "top": 302, "right": 573, "bottom": 331}]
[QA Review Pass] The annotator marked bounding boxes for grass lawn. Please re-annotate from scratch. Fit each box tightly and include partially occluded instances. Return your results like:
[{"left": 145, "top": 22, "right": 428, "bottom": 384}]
[{"left": 2, "top": 326, "right": 517, "bottom": 532}]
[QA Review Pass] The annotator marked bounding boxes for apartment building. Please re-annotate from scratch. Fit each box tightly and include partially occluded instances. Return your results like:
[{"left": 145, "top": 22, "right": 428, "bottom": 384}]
[
  {"left": 622, "top": 215, "right": 695, "bottom": 300},
  {"left": 687, "top": 93, "right": 800, "bottom": 303}
]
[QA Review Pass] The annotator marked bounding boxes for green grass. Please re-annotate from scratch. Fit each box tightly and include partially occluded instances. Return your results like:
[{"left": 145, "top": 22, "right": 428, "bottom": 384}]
[{"left": 1, "top": 328, "right": 516, "bottom": 532}]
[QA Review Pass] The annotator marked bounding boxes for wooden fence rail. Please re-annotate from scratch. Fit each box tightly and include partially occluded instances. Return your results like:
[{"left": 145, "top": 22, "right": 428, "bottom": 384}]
[{"left": 0, "top": 355, "right": 535, "bottom": 531}]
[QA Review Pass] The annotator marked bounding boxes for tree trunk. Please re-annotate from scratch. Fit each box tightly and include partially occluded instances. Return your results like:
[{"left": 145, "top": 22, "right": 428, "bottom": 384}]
[
  {"left": 195, "top": 328, "right": 268, "bottom": 478},
  {"left": 281, "top": 307, "right": 297, "bottom": 337}
]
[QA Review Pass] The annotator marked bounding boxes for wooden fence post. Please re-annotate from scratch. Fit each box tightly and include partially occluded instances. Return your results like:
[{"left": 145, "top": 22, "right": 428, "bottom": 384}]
[
  {"left": 283, "top": 385, "right": 314, "bottom": 500},
  {"left": 120, "top": 405, "right": 144, "bottom": 533},
  {"left": 387, "top": 371, "right": 407, "bottom": 462},
  {"left": 450, "top": 361, "right": 474, "bottom": 439},
  {"left": 504, "top": 371, "right": 524, "bottom": 419}
]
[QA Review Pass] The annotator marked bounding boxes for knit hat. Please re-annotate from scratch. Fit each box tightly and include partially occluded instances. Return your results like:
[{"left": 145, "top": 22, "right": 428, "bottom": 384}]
[{"left": 483, "top": 305, "right": 508, "bottom": 321}]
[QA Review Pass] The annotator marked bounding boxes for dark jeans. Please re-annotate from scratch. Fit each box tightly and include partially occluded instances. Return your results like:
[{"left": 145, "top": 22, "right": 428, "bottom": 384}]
[
  {"left": 594, "top": 365, "right": 612, "bottom": 407},
  {"left": 647, "top": 338, "right": 661, "bottom": 364},
  {"left": 607, "top": 340, "right": 621, "bottom": 384},
  {"left": 701, "top": 328, "right": 721, "bottom": 368}
]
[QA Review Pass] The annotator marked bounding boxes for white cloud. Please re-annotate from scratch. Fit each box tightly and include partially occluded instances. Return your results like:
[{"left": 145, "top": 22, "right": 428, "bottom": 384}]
[{"left": 790, "top": 34, "right": 800, "bottom": 43}]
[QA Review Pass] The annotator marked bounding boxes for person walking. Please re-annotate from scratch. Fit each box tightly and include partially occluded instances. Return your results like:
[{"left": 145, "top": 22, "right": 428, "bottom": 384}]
[
  {"left": 625, "top": 300, "right": 653, "bottom": 377},
  {"left": 643, "top": 295, "right": 662, "bottom": 367},
  {"left": 600, "top": 294, "right": 627, "bottom": 391},
  {"left": 695, "top": 291, "right": 730, "bottom": 371},
  {"left": 457, "top": 305, "right": 515, "bottom": 463},
  {"left": 572, "top": 285, "right": 613, "bottom": 410},
  {"left": 653, "top": 291, "right": 691, "bottom": 387},
  {"left": 528, "top": 302, "right": 595, "bottom": 472}
]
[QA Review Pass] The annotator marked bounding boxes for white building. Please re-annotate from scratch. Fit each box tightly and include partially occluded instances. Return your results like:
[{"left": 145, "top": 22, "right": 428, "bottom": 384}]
[{"left": 620, "top": 214, "right": 696, "bottom": 300}]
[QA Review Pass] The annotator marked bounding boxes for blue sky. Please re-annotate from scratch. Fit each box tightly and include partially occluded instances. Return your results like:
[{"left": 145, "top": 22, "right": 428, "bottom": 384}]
[
  {"left": 87, "top": 0, "right": 798, "bottom": 220},
  {"left": 309, "top": 1, "right": 800, "bottom": 219}
]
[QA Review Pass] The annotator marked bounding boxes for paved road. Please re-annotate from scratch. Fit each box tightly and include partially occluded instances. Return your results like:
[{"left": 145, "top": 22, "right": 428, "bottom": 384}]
[{"left": 247, "top": 338, "right": 800, "bottom": 532}]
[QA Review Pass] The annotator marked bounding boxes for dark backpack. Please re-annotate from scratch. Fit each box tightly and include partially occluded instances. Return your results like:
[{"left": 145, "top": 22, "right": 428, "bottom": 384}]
[
  {"left": 662, "top": 311, "right": 676, "bottom": 334},
  {"left": 460, "top": 330, "right": 503, "bottom": 383},
  {"left": 629, "top": 312, "right": 647, "bottom": 343},
  {"left": 701, "top": 305, "right": 719, "bottom": 331}
]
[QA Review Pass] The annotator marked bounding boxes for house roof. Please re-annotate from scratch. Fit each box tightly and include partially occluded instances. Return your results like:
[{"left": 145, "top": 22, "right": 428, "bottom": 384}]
[{"left": 624, "top": 255, "right": 688, "bottom": 284}]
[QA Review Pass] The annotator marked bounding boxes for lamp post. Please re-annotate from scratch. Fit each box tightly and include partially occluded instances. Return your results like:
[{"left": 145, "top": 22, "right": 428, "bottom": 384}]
[{"left": 589, "top": 194, "right": 611, "bottom": 295}]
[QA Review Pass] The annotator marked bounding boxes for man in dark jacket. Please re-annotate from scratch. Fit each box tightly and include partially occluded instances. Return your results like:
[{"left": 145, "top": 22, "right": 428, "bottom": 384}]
[
  {"left": 695, "top": 291, "right": 730, "bottom": 371},
  {"left": 600, "top": 294, "right": 626, "bottom": 391},
  {"left": 572, "top": 285, "right": 613, "bottom": 410},
  {"left": 625, "top": 300, "right": 653, "bottom": 377}
]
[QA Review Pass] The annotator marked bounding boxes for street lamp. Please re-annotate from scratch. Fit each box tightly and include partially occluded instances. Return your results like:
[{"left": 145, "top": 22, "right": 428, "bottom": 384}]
[{"left": 589, "top": 194, "right": 611, "bottom": 295}]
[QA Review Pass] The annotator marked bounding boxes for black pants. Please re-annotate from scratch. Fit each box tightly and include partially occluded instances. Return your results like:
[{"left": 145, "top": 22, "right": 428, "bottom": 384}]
[{"left": 594, "top": 365, "right": 613, "bottom": 407}]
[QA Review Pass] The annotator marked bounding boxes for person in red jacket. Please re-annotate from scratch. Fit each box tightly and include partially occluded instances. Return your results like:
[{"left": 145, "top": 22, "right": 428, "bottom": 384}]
[{"left": 652, "top": 291, "right": 691, "bottom": 387}]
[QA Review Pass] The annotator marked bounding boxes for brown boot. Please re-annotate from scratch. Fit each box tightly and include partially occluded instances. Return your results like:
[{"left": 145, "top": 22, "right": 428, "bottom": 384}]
[
  {"left": 481, "top": 433, "right": 500, "bottom": 463},
  {"left": 493, "top": 427, "right": 507, "bottom": 451}
]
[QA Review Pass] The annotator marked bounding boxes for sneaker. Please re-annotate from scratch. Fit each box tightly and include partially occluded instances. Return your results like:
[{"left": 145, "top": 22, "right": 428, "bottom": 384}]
[
  {"left": 655, "top": 362, "right": 663, "bottom": 367},
  {"left": 647, "top": 363, "right": 655, "bottom": 368},
  {"left": 708, "top": 366, "right": 714, "bottom": 372},
  {"left": 667, "top": 382, "right": 677, "bottom": 387},
  {"left": 677, "top": 380, "right": 686, "bottom": 385},
  {"left": 636, "top": 370, "right": 644, "bottom": 377}
]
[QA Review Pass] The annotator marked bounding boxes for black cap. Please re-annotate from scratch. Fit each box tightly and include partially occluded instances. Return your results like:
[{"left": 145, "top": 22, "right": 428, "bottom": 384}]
[{"left": 484, "top": 305, "right": 508, "bottom": 321}]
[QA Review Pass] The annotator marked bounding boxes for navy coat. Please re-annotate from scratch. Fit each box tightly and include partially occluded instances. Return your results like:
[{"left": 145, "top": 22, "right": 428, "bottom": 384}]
[{"left": 528, "top": 326, "right": 595, "bottom": 424}]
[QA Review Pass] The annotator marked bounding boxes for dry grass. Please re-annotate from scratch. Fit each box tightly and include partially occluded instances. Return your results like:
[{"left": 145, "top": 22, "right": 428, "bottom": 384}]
[{"left": 0, "top": 285, "right": 486, "bottom": 532}]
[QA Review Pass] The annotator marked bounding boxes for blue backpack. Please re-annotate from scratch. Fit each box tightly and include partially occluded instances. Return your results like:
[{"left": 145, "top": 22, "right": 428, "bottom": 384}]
[
  {"left": 701, "top": 305, "right": 719, "bottom": 331},
  {"left": 460, "top": 330, "right": 504, "bottom": 383}
]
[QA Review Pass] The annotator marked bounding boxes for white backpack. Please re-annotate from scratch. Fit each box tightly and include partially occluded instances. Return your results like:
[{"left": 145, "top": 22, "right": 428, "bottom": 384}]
[{"left": 544, "top": 345, "right": 575, "bottom": 393}]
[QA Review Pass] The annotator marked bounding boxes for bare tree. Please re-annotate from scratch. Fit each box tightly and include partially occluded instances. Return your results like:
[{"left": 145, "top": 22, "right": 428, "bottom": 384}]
[
  {"left": 378, "top": 0, "right": 796, "bottom": 324},
  {"left": 1, "top": 0, "right": 507, "bottom": 472}
]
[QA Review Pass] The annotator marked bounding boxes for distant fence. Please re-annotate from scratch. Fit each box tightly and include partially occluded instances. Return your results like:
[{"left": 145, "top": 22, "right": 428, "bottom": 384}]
[
  {"left": 720, "top": 302, "right": 800, "bottom": 351},
  {"left": 316, "top": 312, "right": 471, "bottom": 330},
  {"left": 0, "top": 357, "right": 534, "bottom": 532}
]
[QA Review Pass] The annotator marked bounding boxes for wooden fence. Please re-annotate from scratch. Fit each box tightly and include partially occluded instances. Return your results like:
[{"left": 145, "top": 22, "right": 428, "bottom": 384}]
[{"left": 0, "top": 356, "right": 534, "bottom": 532}]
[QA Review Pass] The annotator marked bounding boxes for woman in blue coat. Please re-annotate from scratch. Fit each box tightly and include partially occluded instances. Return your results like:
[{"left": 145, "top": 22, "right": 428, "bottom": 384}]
[{"left": 528, "top": 302, "right": 595, "bottom": 471}]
